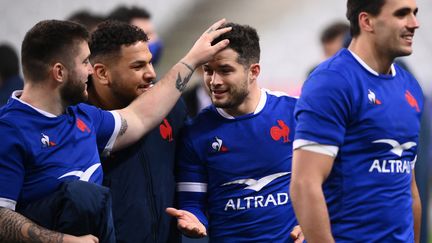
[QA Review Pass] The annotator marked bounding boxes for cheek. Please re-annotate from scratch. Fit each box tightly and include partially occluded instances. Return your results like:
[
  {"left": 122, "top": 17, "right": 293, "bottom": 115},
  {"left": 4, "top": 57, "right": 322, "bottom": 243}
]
[{"left": 204, "top": 76, "right": 212, "bottom": 86}]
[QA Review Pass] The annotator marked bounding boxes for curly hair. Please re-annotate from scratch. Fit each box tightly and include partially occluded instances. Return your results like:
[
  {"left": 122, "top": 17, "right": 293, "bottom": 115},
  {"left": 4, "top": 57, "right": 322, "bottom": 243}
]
[
  {"left": 211, "top": 22, "right": 260, "bottom": 67},
  {"left": 89, "top": 20, "right": 149, "bottom": 64},
  {"left": 21, "top": 20, "right": 89, "bottom": 82}
]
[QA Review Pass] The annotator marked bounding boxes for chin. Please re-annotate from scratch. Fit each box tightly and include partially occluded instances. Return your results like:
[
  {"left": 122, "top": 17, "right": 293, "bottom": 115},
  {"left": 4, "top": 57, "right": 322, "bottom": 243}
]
[{"left": 396, "top": 47, "right": 413, "bottom": 57}]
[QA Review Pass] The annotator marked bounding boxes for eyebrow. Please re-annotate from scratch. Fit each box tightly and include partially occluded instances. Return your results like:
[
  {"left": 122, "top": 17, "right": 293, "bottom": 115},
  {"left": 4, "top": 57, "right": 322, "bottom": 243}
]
[
  {"left": 129, "top": 60, "right": 149, "bottom": 66},
  {"left": 394, "top": 6, "right": 418, "bottom": 16}
]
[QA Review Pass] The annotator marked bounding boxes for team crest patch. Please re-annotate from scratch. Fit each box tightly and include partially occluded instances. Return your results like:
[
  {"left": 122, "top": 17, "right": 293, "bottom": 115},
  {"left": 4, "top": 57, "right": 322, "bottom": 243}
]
[{"left": 270, "top": 120, "right": 290, "bottom": 143}]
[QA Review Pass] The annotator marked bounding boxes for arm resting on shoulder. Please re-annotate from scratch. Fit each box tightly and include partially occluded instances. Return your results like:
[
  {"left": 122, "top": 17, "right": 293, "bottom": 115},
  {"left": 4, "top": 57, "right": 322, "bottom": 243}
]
[{"left": 112, "top": 19, "right": 231, "bottom": 151}]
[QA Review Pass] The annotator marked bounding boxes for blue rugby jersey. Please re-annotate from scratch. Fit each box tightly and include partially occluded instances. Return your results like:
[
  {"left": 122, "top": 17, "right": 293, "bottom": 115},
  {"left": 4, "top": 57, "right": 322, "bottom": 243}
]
[
  {"left": 294, "top": 48, "right": 423, "bottom": 242},
  {"left": 0, "top": 91, "right": 120, "bottom": 209},
  {"left": 177, "top": 89, "right": 298, "bottom": 242}
]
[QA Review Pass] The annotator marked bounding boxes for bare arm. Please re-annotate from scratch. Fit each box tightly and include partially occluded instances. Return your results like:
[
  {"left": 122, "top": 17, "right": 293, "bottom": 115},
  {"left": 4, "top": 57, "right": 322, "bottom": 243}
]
[
  {"left": 0, "top": 207, "right": 98, "bottom": 243},
  {"left": 411, "top": 171, "right": 421, "bottom": 243},
  {"left": 289, "top": 149, "right": 335, "bottom": 243},
  {"left": 112, "top": 19, "right": 231, "bottom": 151}
]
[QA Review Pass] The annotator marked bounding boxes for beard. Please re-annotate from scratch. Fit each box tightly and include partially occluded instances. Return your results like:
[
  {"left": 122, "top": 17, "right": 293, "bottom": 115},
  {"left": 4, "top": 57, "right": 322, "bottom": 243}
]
[
  {"left": 60, "top": 72, "right": 88, "bottom": 106},
  {"left": 212, "top": 84, "right": 249, "bottom": 109}
]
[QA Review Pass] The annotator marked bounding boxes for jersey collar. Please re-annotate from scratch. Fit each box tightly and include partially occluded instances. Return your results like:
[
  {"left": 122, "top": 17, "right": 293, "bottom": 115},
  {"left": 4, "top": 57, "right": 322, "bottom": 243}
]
[
  {"left": 11, "top": 90, "right": 58, "bottom": 118},
  {"left": 348, "top": 50, "right": 396, "bottom": 77},
  {"left": 216, "top": 89, "right": 267, "bottom": 119}
]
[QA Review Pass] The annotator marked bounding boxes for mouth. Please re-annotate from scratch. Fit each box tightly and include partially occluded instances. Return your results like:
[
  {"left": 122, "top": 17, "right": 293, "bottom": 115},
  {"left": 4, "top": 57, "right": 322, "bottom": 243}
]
[
  {"left": 138, "top": 83, "right": 154, "bottom": 92},
  {"left": 401, "top": 33, "right": 414, "bottom": 44},
  {"left": 211, "top": 89, "right": 227, "bottom": 98}
]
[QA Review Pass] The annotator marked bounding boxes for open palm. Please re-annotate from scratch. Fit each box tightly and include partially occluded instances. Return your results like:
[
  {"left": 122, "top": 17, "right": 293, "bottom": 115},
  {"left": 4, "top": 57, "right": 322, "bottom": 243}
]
[{"left": 166, "top": 207, "right": 207, "bottom": 238}]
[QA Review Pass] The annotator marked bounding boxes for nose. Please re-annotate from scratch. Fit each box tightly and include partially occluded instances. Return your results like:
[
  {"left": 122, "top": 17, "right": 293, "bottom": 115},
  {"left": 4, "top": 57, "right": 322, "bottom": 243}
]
[
  {"left": 408, "top": 14, "right": 420, "bottom": 30},
  {"left": 210, "top": 73, "right": 223, "bottom": 86},
  {"left": 144, "top": 63, "right": 156, "bottom": 81},
  {"left": 88, "top": 64, "right": 94, "bottom": 75}
]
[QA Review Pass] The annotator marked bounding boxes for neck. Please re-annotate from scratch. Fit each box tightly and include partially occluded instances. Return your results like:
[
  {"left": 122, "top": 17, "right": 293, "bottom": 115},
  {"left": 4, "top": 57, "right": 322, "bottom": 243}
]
[
  {"left": 20, "top": 80, "right": 65, "bottom": 116},
  {"left": 87, "top": 84, "right": 124, "bottom": 110},
  {"left": 222, "top": 86, "right": 261, "bottom": 117},
  {"left": 348, "top": 36, "right": 393, "bottom": 74}
]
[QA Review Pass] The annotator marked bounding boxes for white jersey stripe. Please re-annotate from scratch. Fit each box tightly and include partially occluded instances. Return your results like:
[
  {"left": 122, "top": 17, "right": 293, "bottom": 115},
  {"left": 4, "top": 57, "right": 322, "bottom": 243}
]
[
  {"left": 177, "top": 182, "right": 208, "bottom": 192},
  {"left": 0, "top": 197, "right": 16, "bottom": 210}
]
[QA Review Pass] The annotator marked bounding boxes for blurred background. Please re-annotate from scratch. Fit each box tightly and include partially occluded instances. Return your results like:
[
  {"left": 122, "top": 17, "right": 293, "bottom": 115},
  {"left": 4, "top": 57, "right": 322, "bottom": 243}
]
[{"left": 1, "top": 0, "right": 431, "bottom": 242}]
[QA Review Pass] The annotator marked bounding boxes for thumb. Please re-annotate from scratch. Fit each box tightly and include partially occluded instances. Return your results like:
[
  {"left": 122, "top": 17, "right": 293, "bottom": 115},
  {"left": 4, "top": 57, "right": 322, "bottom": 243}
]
[{"left": 166, "top": 207, "right": 181, "bottom": 217}]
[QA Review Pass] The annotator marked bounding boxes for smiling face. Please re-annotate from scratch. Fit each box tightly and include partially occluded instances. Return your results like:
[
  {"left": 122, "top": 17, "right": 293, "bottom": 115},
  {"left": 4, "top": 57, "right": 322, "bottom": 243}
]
[
  {"left": 108, "top": 41, "right": 156, "bottom": 107},
  {"left": 203, "top": 48, "right": 260, "bottom": 115},
  {"left": 60, "top": 40, "right": 93, "bottom": 105},
  {"left": 371, "top": 0, "right": 419, "bottom": 58}
]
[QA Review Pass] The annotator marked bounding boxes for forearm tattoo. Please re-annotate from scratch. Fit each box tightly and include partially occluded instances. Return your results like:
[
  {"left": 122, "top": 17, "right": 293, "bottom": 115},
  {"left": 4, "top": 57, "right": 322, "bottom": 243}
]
[
  {"left": 180, "top": 61, "right": 194, "bottom": 73},
  {"left": 0, "top": 207, "right": 64, "bottom": 243},
  {"left": 119, "top": 115, "right": 128, "bottom": 136},
  {"left": 176, "top": 62, "right": 194, "bottom": 92}
]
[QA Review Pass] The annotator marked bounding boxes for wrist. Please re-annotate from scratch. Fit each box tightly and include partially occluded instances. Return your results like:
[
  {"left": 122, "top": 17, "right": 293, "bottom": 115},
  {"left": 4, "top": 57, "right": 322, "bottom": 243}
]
[
  {"left": 180, "top": 57, "right": 198, "bottom": 71},
  {"left": 62, "top": 234, "right": 76, "bottom": 243},
  {"left": 180, "top": 61, "right": 195, "bottom": 73}
]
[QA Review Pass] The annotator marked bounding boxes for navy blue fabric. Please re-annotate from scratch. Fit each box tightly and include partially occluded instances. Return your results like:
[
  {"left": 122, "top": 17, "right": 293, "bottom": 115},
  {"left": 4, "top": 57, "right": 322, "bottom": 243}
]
[
  {"left": 103, "top": 100, "right": 186, "bottom": 243},
  {"left": 17, "top": 180, "right": 115, "bottom": 243}
]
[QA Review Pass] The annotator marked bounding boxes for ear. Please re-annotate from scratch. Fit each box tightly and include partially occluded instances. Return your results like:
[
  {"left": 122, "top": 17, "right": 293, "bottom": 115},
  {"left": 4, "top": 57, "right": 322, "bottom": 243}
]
[
  {"left": 358, "top": 12, "right": 374, "bottom": 33},
  {"left": 52, "top": 62, "right": 66, "bottom": 83},
  {"left": 248, "top": 63, "right": 261, "bottom": 82},
  {"left": 92, "top": 63, "right": 110, "bottom": 86}
]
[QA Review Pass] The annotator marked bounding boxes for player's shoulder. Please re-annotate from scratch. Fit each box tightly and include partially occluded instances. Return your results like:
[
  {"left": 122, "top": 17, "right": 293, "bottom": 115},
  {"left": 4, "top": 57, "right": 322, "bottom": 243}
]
[
  {"left": 264, "top": 89, "right": 298, "bottom": 104},
  {"left": 185, "top": 106, "right": 216, "bottom": 127},
  {"left": 310, "top": 48, "right": 358, "bottom": 82}
]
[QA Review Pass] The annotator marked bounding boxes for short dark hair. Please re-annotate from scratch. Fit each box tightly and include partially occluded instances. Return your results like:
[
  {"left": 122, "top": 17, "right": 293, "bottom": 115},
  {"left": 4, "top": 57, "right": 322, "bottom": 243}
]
[
  {"left": 67, "top": 10, "right": 104, "bottom": 32},
  {"left": 346, "top": 0, "right": 386, "bottom": 37},
  {"left": 89, "top": 20, "right": 149, "bottom": 64},
  {"left": 0, "top": 44, "right": 19, "bottom": 81},
  {"left": 107, "top": 6, "right": 151, "bottom": 23},
  {"left": 21, "top": 20, "right": 89, "bottom": 82},
  {"left": 212, "top": 22, "right": 260, "bottom": 67},
  {"left": 320, "top": 22, "right": 350, "bottom": 44}
]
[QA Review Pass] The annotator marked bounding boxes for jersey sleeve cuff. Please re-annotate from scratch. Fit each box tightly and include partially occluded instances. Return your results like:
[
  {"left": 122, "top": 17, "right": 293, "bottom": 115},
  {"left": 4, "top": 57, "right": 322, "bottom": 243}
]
[
  {"left": 0, "top": 198, "right": 16, "bottom": 210},
  {"left": 102, "top": 111, "right": 122, "bottom": 157},
  {"left": 293, "top": 139, "right": 339, "bottom": 157}
]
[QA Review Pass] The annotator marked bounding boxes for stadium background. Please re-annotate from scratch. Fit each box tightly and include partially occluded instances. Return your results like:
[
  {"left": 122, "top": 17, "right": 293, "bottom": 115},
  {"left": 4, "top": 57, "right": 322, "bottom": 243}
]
[{"left": 1, "top": 0, "right": 431, "bottom": 242}]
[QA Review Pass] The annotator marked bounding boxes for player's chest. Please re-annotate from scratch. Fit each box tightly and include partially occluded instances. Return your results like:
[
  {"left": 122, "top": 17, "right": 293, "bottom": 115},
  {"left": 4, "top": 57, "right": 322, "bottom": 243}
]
[
  {"left": 200, "top": 118, "right": 294, "bottom": 171},
  {"left": 350, "top": 80, "right": 421, "bottom": 141}
]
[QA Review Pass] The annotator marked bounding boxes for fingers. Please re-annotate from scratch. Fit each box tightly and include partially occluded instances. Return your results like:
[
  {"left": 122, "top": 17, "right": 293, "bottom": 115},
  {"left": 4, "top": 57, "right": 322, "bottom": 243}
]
[
  {"left": 207, "top": 26, "right": 232, "bottom": 40},
  {"left": 165, "top": 207, "right": 181, "bottom": 217},
  {"left": 211, "top": 39, "right": 230, "bottom": 50},
  {"left": 91, "top": 235, "right": 99, "bottom": 243},
  {"left": 201, "top": 18, "right": 232, "bottom": 42},
  {"left": 178, "top": 223, "right": 207, "bottom": 238},
  {"left": 290, "top": 225, "right": 304, "bottom": 243},
  {"left": 205, "top": 18, "right": 226, "bottom": 34}
]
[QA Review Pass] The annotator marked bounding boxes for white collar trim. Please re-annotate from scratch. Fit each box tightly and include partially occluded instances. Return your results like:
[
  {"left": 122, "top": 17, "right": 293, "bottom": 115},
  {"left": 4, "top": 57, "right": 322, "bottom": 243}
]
[
  {"left": 12, "top": 90, "right": 58, "bottom": 118},
  {"left": 348, "top": 50, "right": 396, "bottom": 77},
  {"left": 216, "top": 89, "right": 267, "bottom": 119}
]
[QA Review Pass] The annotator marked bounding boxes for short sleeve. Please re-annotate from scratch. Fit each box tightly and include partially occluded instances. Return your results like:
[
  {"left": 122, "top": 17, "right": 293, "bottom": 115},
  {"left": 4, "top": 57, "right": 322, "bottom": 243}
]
[
  {"left": 0, "top": 121, "right": 26, "bottom": 209},
  {"left": 78, "top": 104, "right": 120, "bottom": 156},
  {"left": 294, "top": 70, "right": 353, "bottom": 147}
]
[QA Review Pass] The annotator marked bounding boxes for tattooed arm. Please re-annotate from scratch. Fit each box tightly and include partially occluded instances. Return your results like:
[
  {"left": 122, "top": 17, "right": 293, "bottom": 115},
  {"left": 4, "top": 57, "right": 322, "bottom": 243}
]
[
  {"left": 0, "top": 207, "right": 98, "bottom": 243},
  {"left": 112, "top": 19, "right": 231, "bottom": 151}
]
